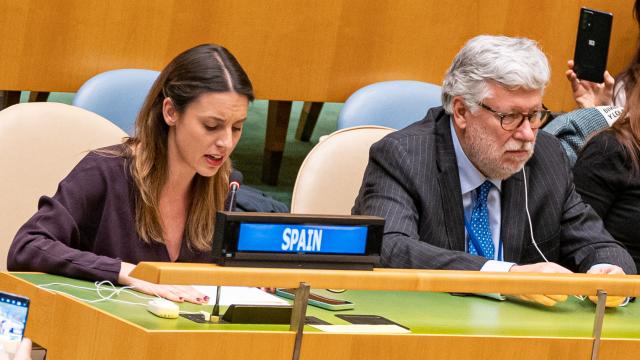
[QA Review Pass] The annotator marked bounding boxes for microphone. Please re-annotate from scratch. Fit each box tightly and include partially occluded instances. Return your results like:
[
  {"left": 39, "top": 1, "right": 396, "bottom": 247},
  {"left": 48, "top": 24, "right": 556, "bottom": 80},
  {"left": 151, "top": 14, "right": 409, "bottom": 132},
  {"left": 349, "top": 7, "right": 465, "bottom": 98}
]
[
  {"left": 227, "top": 181, "right": 240, "bottom": 212},
  {"left": 212, "top": 286, "right": 222, "bottom": 320},
  {"left": 213, "top": 181, "right": 241, "bottom": 321}
]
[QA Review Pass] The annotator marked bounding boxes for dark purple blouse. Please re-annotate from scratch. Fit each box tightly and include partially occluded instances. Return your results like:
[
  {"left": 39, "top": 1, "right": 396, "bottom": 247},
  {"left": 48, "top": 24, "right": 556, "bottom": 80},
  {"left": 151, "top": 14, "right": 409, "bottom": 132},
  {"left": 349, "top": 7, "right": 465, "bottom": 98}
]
[{"left": 7, "top": 145, "right": 213, "bottom": 283}]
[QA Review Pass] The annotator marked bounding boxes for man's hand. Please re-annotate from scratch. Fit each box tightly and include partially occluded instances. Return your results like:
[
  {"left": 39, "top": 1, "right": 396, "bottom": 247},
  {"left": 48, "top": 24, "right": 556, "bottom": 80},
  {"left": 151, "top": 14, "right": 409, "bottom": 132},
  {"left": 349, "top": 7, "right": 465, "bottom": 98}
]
[
  {"left": 587, "top": 295, "right": 628, "bottom": 307},
  {"left": 509, "top": 294, "right": 568, "bottom": 307},
  {"left": 587, "top": 265, "right": 625, "bottom": 275},
  {"left": 566, "top": 60, "right": 614, "bottom": 108},
  {"left": 507, "top": 262, "right": 572, "bottom": 306},
  {"left": 118, "top": 262, "right": 209, "bottom": 304},
  {"left": 509, "top": 262, "right": 573, "bottom": 274},
  {"left": 586, "top": 265, "right": 627, "bottom": 307}
]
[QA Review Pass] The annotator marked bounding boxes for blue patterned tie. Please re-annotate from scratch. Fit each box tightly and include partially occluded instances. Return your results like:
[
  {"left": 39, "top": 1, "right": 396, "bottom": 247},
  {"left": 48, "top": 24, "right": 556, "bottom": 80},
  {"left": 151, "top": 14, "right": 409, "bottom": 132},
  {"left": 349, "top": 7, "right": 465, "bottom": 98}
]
[{"left": 468, "top": 181, "right": 495, "bottom": 260}]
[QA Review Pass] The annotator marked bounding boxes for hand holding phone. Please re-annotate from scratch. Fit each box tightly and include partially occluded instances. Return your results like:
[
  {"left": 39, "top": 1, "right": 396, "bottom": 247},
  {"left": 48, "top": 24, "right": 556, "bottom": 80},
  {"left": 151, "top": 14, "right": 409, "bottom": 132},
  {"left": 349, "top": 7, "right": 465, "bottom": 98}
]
[
  {"left": 0, "top": 292, "right": 29, "bottom": 355},
  {"left": 566, "top": 59, "right": 615, "bottom": 107},
  {"left": 0, "top": 338, "right": 31, "bottom": 360}
]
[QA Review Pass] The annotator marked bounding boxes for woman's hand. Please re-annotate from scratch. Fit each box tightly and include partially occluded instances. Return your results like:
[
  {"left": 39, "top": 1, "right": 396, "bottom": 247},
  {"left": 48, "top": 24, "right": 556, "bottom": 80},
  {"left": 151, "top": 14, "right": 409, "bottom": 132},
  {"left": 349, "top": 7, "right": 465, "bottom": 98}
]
[
  {"left": 118, "top": 262, "right": 209, "bottom": 304},
  {"left": 566, "top": 60, "right": 614, "bottom": 108}
]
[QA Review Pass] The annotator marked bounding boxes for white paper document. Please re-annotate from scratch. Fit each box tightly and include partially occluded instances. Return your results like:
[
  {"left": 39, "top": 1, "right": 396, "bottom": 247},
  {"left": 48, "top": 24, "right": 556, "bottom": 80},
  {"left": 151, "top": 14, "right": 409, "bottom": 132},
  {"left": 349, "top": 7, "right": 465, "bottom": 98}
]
[{"left": 193, "top": 286, "right": 289, "bottom": 306}]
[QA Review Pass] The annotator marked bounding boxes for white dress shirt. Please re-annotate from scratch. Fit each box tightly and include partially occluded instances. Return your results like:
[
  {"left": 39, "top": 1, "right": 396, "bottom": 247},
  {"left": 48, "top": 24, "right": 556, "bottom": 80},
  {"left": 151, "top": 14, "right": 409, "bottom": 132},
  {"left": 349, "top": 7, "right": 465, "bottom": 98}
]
[{"left": 450, "top": 122, "right": 515, "bottom": 272}]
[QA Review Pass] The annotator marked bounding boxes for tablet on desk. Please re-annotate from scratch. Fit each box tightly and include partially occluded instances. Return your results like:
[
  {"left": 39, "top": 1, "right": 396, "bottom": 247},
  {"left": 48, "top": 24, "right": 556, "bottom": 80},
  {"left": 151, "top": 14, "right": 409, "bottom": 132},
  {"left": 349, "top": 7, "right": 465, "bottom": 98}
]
[{"left": 275, "top": 288, "right": 355, "bottom": 311}]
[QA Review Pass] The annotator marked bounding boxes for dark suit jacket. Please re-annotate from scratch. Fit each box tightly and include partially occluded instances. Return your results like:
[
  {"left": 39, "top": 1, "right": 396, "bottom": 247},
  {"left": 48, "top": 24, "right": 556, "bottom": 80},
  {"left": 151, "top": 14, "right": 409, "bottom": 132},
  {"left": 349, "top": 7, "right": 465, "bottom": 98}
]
[
  {"left": 352, "top": 107, "right": 636, "bottom": 274},
  {"left": 542, "top": 106, "right": 621, "bottom": 166}
]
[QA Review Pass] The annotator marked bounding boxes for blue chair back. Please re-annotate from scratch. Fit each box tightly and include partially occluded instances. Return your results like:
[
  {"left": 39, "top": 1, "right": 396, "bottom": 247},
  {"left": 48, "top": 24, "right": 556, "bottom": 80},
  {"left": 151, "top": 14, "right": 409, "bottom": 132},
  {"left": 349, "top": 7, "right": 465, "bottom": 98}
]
[
  {"left": 72, "top": 69, "right": 160, "bottom": 135},
  {"left": 337, "top": 80, "right": 442, "bottom": 130}
]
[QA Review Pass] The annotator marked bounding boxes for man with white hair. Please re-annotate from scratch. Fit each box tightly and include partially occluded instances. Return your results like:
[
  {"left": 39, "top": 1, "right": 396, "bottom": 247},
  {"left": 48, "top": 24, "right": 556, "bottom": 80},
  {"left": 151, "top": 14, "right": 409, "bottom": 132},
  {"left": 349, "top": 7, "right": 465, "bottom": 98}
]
[{"left": 352, "top": 35, "right": 636, "bottom": 305}]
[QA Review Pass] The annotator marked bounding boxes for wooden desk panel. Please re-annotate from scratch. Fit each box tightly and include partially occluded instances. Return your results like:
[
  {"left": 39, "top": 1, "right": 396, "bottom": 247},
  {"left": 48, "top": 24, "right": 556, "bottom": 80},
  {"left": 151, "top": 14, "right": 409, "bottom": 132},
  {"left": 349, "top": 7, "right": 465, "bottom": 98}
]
[
  {"left": 600, "top": 339, "right": 640, "bottom": 360},
  {"left": 2, "top": 0, "right": 636, "bottom": 183},
  {"left": 0, "top": 0, "right": 636, "bottom": 110},
  {"left": 300, "top": 334, "right": 593, "bottom": 360}
]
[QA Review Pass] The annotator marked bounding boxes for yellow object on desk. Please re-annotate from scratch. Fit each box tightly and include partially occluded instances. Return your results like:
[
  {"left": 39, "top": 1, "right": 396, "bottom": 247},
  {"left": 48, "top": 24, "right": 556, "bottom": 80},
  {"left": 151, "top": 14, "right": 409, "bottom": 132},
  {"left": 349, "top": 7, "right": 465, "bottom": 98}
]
[{"left": 588, "top": 295, "right": 629, "bottom": 307}]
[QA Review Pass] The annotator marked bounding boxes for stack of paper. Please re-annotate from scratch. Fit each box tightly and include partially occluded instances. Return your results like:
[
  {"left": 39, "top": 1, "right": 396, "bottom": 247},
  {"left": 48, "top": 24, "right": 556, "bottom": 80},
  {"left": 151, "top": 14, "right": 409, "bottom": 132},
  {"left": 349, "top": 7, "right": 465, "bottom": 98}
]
[{"left": 193, "top": 286, "right": 289, "bottom": 306}]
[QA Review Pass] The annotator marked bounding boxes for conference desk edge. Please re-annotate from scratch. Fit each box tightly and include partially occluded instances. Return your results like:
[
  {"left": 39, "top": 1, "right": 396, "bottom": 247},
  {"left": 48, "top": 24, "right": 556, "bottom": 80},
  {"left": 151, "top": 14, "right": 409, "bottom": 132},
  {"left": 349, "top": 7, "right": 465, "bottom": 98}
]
[{"left": 130, "top": 262, "right": 640, "bottom": 297}]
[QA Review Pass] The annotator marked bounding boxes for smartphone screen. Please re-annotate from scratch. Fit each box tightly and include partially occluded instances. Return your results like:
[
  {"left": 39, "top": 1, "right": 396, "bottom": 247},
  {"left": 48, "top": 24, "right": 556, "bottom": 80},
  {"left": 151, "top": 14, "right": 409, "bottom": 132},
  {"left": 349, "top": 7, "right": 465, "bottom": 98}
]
[
  {"left": 0, "top": 292, "right": 29, "bottom": 347},
  {"left": 573, "top": 7, "right": 613, "bottom": 83}
]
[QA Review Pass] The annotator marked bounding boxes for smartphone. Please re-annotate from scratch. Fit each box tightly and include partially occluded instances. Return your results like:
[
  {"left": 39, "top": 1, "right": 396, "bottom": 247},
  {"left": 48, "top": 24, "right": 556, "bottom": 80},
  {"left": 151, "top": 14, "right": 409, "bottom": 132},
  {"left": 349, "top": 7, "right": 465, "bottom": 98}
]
[
  {"left": 0, "top": 292, "right": 29, "bottom": 350},
  {"left": 335, "top": 314, "right": 409, "bottom": 330},
  {"left": 276, "top": 288, "right": 355, "bottom": 311},
  {"left": 573, "top": 7, "right": 613, "bottom": 83}
]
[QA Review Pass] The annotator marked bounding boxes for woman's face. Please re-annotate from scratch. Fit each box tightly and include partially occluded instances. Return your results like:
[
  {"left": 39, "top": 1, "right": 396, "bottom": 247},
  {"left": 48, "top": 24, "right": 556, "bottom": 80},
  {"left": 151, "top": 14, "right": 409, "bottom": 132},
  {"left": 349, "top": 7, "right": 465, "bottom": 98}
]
[{"left": 163, "top": 91, "right": 248, "bottom": 178}]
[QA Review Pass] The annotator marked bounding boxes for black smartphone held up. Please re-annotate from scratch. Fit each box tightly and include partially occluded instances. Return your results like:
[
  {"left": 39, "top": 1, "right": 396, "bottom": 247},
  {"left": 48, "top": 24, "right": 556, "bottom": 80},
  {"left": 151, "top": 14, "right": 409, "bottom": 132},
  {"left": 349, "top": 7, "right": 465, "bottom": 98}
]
[
  {"left": 573, "top": 7, "right": 613, "bottom": 83},
  {"left": 0, "top": 292, "right": 29, "bottom": 349}
]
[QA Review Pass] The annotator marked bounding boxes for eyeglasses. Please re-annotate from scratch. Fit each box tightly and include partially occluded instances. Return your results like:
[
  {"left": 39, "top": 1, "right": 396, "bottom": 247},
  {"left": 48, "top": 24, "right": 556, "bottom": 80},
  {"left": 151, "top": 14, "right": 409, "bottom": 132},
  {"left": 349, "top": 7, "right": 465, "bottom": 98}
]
[{"left": 478, "top": 103, "right": 551, "bottom": 131}]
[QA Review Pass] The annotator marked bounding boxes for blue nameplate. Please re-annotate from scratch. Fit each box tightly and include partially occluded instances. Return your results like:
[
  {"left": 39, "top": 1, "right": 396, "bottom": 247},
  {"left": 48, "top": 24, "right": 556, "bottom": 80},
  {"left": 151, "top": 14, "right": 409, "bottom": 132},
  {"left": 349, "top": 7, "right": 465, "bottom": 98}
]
[
  {"left": 212, "top": 212, "right": 384, "bottom": 270},
  {"left": 237, "top": 223, "right": 368, "bottom": 255}
]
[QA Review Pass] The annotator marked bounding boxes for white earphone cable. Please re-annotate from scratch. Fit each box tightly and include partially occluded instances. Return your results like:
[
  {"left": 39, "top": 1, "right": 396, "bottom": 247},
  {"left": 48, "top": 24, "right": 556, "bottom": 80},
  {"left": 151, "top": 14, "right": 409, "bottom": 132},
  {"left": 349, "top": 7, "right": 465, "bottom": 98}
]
[
  {"left": 522, "top": 167, "right": 585, "bottom": 301},
  {"left": 522, "top": 167, "right": 549, "bottom": 262},
  {"left": 37, "top": 281, "right": 153, "bottom": 306},
  {"left": 36, "top": 281, "right": 207, "bottom": 314}
]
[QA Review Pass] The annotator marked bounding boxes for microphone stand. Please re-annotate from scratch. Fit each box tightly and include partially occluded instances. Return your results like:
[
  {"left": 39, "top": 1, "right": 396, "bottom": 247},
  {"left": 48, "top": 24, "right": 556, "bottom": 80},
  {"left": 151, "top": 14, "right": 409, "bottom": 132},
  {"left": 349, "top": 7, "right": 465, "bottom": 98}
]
[{"left": 212, "top": 181, "right": 241, "bottom": 321}]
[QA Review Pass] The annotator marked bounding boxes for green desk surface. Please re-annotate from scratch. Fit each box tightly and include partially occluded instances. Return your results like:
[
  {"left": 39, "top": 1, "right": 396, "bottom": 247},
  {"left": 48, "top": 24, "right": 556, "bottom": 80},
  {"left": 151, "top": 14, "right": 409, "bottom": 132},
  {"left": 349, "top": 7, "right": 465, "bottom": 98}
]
[{"left": 14, "top": 273, "right": 640, "bottom": 338}]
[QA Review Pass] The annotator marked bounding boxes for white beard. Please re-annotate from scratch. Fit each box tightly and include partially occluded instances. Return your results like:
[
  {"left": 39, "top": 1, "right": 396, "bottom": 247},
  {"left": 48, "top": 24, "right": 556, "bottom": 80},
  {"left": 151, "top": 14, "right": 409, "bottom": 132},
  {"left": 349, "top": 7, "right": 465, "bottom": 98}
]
[{"left": 463, "top": 121, "right": 535, "bottom": 180}]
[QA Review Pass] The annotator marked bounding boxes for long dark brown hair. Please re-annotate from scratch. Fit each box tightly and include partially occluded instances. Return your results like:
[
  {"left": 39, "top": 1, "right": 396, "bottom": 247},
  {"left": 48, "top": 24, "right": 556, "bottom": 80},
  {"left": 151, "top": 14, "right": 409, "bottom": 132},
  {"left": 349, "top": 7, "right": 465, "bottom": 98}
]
[
  {"left": 609, "top": 70, "right": 640, "bottom": 176},
  {"left": 615, "top": 0, "right": 640, "bottom": 104},
  {"left": 123, "top": 44, "right": 253, "bottom": 252}
]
